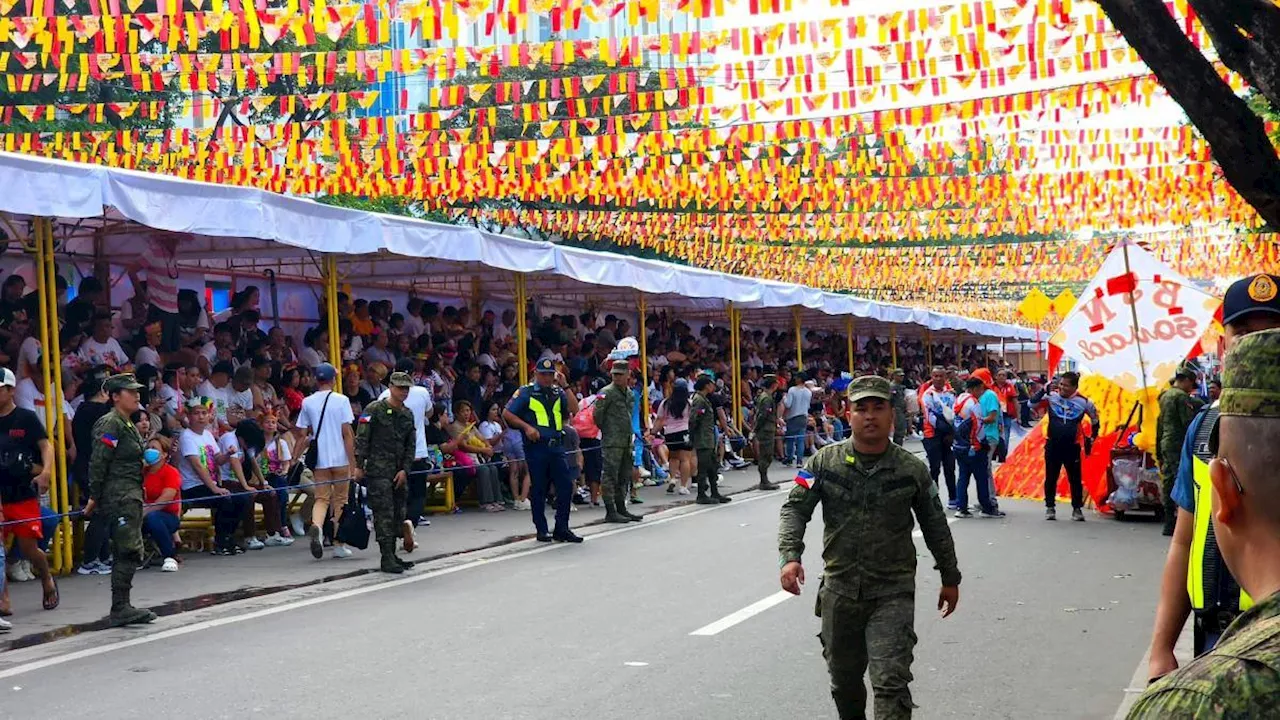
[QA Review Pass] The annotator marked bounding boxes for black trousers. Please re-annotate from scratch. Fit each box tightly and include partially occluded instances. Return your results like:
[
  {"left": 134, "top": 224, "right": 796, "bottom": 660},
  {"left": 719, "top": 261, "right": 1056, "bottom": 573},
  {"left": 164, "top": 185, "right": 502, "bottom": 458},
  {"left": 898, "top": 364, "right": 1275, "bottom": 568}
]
[
  {"left": 183, "top": 484, "right": 251, "bottom": 545},
  {"left": 405, "top": 459, "right": 430, "bottom": 526},
  {"left": 1044, "top": 441, "right": 1084, "bottom": 510},
  {"left": 921, "top": 436, "right": 957, "bottom": 503}
]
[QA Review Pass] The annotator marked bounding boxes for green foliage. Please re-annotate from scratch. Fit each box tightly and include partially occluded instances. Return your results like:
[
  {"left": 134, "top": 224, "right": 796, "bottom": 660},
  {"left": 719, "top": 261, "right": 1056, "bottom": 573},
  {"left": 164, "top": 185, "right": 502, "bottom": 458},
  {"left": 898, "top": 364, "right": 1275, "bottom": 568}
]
[{"left": 316, "top": 194, "right": 454, "bottom": 224}]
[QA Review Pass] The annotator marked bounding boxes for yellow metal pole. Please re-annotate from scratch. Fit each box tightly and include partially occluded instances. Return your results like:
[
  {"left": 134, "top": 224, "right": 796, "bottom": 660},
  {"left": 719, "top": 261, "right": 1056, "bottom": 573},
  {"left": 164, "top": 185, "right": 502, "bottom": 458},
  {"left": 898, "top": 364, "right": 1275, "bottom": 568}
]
[
  {"left": 639, "top": 293, "right": 649, "bottom": 421},
  {"left": 41, "top": 218, "right": 71, "bottom": 574},
  {"left": 323, "top": 254, "right": 343, "bottom": 393},
  {"left": 792, "top": 307, "right": 803, "bottom": 373},
  {"left": 845, "top": 317, "right": 855, "bottom": 376},
  {"left": 515, "top": 273, "right": 529, "bottom": 385},
  {"left": 890, "top": 326, "right": 899, "bottom": 368},
  {"left": 730, "top": 303, "right": 742, "bottom": 428}
]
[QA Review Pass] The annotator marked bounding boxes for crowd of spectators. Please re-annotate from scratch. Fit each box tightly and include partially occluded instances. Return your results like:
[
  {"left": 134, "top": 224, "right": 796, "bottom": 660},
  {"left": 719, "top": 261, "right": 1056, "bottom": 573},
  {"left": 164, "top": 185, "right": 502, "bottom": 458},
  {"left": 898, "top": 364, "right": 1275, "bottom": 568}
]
[{"left": 0, "top": 261, "right": 1021, "bottom": 628}]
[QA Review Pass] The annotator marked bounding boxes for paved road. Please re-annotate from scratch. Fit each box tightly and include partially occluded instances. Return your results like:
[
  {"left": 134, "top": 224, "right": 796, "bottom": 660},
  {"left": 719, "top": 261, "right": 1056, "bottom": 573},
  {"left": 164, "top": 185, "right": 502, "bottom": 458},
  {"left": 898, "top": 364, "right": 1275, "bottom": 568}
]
[{"left": 1, "top": 487, "right": 1169, "bottom": 720}]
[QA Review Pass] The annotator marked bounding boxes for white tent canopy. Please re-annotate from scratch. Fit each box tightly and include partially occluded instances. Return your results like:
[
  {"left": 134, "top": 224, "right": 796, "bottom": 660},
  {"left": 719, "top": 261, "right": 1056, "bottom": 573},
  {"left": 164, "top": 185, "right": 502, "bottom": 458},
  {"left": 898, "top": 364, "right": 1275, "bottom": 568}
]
[{"left": 0, "top": 151, "right": 1037, "bottom": 343}]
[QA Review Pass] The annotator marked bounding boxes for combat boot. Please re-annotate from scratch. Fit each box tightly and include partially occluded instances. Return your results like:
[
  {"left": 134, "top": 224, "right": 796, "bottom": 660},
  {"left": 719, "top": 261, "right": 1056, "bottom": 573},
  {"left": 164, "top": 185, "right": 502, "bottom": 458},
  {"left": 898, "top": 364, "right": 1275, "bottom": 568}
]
[
  {"left": 379, "top": 541, "right": 404, "bottom": 574},
  {"left": 616, "top": 489, "right": 643, "bottom": 522},
  {"left": 108, "top": 590, "right": 156, "bottom": 627},
  {"left": 696, "top": 477, "right": 715, "bottom": 504},
  {"left": 708, "top": 477, "right": 732, "bottom": 504},
  {"left": 602, "top": 496, "right": 629, "bottom": 524},
  {"left": 395, "top": 557, "right": 416, "bottom": 570}
]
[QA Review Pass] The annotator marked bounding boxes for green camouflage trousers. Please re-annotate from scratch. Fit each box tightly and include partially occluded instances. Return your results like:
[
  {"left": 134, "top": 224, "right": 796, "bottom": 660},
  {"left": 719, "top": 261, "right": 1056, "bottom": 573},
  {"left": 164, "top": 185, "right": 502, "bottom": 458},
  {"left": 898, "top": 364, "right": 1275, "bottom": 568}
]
[
  {"left": 818, "top": 586, "right": 917, "bottom": 720},
  {"left": 756, "top": 435, "right": 775, "bottom": 485},
  {"left": 600, "top": 445, "right": 633, "bottom": 497},
  {"left": 366, "top": 476, "right": 407, "bottom": 555},
  {"left": 105, "top": 499, "right": 143, "bottom": 599}
]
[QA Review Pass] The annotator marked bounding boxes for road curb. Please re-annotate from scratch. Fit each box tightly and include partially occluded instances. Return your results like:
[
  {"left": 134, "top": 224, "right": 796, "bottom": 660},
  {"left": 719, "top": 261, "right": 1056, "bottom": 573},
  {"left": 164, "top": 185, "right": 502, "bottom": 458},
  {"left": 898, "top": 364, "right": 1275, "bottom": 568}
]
[{"left": 0, "top": 471, "right": 784, "bottom": 653}]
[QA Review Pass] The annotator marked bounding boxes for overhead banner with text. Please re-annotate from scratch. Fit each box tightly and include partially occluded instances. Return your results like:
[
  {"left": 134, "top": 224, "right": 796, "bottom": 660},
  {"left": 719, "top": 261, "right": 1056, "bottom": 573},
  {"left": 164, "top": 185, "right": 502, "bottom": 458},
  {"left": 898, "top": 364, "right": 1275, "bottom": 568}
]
[{"left": 1047, "top": 241, "right": 1219, "bottom": 394}]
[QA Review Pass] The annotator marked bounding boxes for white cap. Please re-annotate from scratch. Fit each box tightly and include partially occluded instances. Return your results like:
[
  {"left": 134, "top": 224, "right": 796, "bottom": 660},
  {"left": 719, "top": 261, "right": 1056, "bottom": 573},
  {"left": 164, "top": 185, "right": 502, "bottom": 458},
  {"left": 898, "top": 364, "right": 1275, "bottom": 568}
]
[{"left": 0, "top": 367, "right": 16, "bottom": 388}]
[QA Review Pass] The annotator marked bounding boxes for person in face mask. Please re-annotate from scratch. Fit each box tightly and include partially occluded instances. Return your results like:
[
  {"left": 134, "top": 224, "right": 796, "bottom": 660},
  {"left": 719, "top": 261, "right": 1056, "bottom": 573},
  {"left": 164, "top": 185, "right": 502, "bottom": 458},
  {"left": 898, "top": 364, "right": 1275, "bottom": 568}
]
[{"left": 140, "top": 431, "right": 183, "bottom": 572}]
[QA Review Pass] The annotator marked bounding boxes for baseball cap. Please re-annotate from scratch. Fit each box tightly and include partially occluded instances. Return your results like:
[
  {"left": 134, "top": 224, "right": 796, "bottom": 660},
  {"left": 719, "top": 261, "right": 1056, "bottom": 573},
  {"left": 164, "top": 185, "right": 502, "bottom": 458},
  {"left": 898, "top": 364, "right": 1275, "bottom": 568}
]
[
  {"left": 315, "top": 363, "right": 337, "bottom": 382},
  {"left": 610, "top": 360, "right": 630, "bottom": 375},
  {"left": 0, "top": 367, "right": 17, "bottom": 388},
  {"left": 972, "top": 368, "right": 994, "bottom": 388},
  {"left": 534, "top": 357, "right": 556, "bottom": 374},
  {"left": 1223, "top": 274, "right": 1280, "bottom": 326},
  {"left": 388, "top": 371, "right": 413, "bottom": 388},
  {"left": 847, "top": 375, "right": 892, "bottom": 403}
]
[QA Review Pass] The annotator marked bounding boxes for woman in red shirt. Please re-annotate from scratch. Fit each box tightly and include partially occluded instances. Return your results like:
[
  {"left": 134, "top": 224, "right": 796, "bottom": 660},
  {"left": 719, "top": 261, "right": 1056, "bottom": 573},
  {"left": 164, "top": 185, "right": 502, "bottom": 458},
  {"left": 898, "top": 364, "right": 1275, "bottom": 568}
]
[{"left": 141, "top": 431, "right": 183, "bottom": 572}]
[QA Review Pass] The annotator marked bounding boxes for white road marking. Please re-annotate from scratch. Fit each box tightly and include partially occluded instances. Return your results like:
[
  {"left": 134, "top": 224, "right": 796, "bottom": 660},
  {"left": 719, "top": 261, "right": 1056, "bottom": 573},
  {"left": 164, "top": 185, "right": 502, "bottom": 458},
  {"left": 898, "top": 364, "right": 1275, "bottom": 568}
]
[
  {"left": 689, "top": 591, "right": 795, "bottom": 637},
  {"left": 0, "top": 483, "right": 793, "bottom": 680}
]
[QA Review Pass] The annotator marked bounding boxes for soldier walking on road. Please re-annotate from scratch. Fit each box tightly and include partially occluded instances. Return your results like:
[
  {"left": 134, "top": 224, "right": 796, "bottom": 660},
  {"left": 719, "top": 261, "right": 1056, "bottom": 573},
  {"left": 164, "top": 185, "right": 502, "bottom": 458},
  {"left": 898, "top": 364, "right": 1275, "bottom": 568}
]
[
  {"left": 778, "top": 375, "right": 961, "bottom": 720},
  {"left": 86, "top": 374, "right": 157, "bottom": 627},
  {"left": 1156, "top": 364, "right": 1202, "bottom": 536},
  {"left": 355, "top": 371, "right": 417, "bottom": 574},
  {"left": 595, "top": 360, "right": 641, "bottom": 523},
  {"left": 691, "top": 377, "right": 731, "bottom": 504},
  {"left": 1129, "top": 328, "right": 1280, "bottom": 718},
  {"left": 890, "top": 368, "right": 909, "bottom": 447},
  {"left": 753, "top": 374, "right": 781, "bottom": 491}
]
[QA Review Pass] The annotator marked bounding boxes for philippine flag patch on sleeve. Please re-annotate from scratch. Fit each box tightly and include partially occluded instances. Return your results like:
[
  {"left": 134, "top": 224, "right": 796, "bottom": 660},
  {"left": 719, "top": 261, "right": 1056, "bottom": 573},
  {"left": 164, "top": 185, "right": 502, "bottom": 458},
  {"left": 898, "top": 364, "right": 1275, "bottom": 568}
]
[
  {"left": 100, "top": 433, "right": 118, "bottom": 448},
  {"left": 794, "top": 469, "right": 815, "bottom": 489}
]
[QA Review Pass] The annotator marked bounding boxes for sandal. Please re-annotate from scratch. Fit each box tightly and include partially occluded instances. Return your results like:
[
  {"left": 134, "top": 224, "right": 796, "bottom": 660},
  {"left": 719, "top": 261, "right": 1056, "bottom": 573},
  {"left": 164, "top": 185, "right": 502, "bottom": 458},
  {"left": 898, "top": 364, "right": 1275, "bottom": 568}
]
[{"left": 42, "top": 578, "right": 59, "bottom": 611}]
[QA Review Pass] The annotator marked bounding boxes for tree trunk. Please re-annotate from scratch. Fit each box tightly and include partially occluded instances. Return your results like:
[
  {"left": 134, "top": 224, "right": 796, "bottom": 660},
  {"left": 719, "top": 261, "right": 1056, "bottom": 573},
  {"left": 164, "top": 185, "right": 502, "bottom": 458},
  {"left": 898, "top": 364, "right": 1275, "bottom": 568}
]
[
  {"left": 1097, "top": 0, "right": 1280, "bottom": 228},
  {"left": 1189, "top": 0, "right": 1280, "bottom": 112}
]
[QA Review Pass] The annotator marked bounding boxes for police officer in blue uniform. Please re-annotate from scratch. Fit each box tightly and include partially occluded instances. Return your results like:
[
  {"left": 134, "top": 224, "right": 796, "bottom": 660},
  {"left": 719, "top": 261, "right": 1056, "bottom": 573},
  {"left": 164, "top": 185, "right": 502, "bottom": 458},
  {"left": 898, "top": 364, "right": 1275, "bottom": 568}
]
[{"left": 504, "top": 358, "right": 583, "bottom": 543}]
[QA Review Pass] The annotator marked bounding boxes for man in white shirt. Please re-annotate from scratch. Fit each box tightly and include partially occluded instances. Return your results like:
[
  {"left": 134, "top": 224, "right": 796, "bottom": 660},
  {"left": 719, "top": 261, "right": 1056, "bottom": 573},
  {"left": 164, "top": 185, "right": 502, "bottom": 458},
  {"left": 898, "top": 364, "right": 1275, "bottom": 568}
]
[
  {"left": 15, "top": 374, "right": 73, "bottom": 432},
  {"left": 379, "top": 358, "right": 434, "bottom": 538},
  {"left": 401, "top": 298, "right": 426, "bottom": 340},
  {"left": 293, "top": 363, "right": 356, "bottom": 561},
  {"left": 79, "top": 314, "right": 130, "bottom": 370},
  {"left": 134, "top": 321, "right": 163, "bottom": 369},
  {"left": 196, "top": 360, "right": 235, "bottom": 427},
  {"left": 782, "top": 374, "right": 813, "bottom": 466},
  {"left": 492, "top": 309, "right": 516, "bottom": 343},
  {"left": 156, "top": 363, "right": 186, "bottom": 417}
]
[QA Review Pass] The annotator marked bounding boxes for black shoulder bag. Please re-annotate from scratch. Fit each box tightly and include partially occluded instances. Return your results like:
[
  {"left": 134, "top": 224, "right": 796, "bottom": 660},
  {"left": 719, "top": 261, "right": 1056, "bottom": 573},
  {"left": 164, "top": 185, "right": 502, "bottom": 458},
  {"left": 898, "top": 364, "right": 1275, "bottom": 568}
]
[{"left": 335, "top": 399, "right": 370, "bottom": 550}]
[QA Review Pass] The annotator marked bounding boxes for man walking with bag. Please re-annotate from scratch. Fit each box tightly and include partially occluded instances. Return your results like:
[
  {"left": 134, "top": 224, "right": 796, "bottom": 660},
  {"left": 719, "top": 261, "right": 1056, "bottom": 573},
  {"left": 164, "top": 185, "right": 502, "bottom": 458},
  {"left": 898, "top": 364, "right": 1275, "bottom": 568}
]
[{"left": 355, "top": 372, "right": 417, "bottom": 574}]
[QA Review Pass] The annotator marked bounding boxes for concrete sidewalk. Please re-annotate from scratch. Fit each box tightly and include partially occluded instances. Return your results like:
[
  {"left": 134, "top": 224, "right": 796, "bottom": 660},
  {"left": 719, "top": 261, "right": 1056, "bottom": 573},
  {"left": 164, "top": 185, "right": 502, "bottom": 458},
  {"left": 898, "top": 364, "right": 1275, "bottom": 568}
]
[{"left": 1, "top": 446, "right": 837, "bottom": 651}]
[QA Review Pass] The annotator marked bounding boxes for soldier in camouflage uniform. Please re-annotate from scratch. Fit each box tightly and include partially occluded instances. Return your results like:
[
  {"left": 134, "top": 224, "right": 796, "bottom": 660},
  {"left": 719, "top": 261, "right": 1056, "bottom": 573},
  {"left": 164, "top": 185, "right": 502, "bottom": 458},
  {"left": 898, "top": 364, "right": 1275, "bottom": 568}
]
[
  {"left": 691, "top": 376, "right": 731, "bottom": 504},
  {"left": 889, "top": 368, "right": 909, "bottom": 447},
  {"left": 87, "top": 374, "right": 157, "bottom": 626},
  {"left": 594, "top": 360, "right": 641, "bottom": 523},
  {"left": 354, "top": 371, "right": 417, "bottom": 574},
  {"left": 779, "top": 375, "right": 961, "bottom": 720},
  {"left": 1155, "top": 363, "right": 1203, "bottom": 536},
  {"left": 753, "top": 374, "right": 781, "bottom": 491},
  {"left": 1128, "top": 328, "right": 1280, "bottom": 718}
]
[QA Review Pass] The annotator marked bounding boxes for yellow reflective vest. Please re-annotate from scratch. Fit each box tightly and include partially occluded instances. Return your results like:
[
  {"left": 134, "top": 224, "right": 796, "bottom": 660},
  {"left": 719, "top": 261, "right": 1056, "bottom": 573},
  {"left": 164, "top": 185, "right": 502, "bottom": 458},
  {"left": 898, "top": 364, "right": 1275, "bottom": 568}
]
[{"left": 1187, "top": 405, "right": 1252, "bottom": 613}]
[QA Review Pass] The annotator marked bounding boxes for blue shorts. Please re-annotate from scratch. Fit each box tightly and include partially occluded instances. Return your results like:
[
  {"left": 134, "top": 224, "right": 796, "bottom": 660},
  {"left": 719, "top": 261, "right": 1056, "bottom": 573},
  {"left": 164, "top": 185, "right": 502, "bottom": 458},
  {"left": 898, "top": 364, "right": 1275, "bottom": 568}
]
[
  {"left": 633, "top": 438, "right": 644, "bottom": 467},
  {"left": 503, "top": 431, "right": 526, "bottom": 461}
]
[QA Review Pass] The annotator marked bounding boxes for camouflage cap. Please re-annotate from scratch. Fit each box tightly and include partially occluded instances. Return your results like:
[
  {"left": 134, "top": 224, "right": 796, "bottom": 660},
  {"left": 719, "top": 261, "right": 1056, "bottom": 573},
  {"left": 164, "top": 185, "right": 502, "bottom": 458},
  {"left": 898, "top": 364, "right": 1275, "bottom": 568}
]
[
  {"left": 610, "top": 360, "right": 630, "bottom": 375},
  {"left": 103, "top": 373, "right": 144, "bottom": 392},
  {"left": 1221, "top": 328, "right": 1280, "bottom": 418},
  {"left": 847, "top": 375, "right": 892, "bottom": 403},
  {"left": 1174, "top": 360, "right": 1199, "bottom": 381},
  {"left": 388, "top": 371, "right": 413, "bottom": 388}
]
